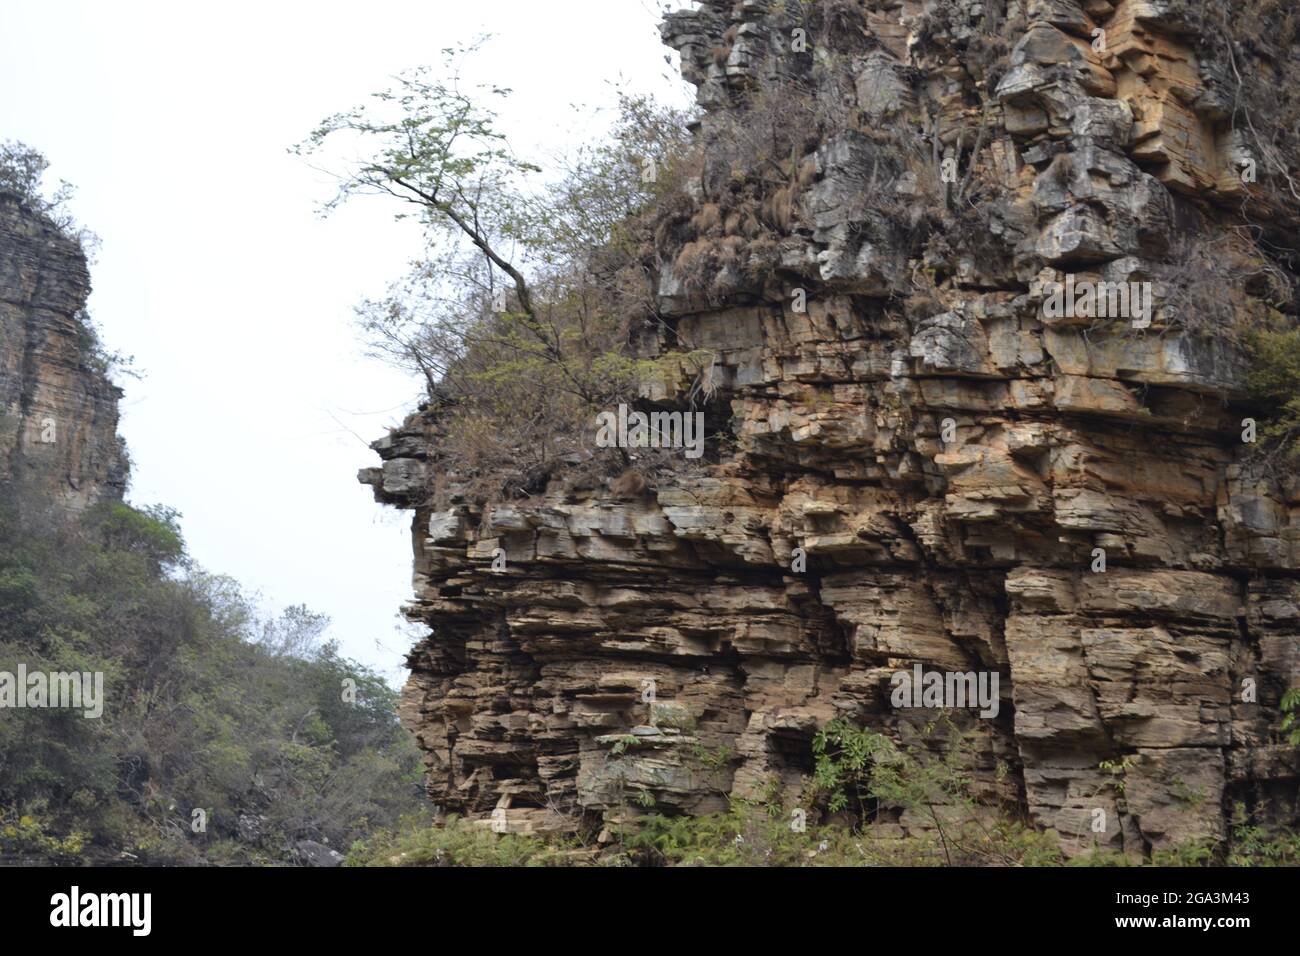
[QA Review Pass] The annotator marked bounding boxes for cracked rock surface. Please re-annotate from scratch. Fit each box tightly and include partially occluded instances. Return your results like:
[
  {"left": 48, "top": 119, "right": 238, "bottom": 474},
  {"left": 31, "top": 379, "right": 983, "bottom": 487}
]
[
  {"left": 0, "top": 192, "right": 126, "bottom": 511},
  {"left": 364, "top": 0, "right": 1300, "bottom": 856}
]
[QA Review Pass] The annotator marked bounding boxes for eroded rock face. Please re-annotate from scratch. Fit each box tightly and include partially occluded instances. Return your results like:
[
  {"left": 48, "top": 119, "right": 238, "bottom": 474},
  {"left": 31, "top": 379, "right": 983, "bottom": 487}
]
[
  {"left": 0, "top": 192, "right": 127, "bottom": 511},
  {"left": 365, "top": 0, "right": 1300, "bottom": 856}
]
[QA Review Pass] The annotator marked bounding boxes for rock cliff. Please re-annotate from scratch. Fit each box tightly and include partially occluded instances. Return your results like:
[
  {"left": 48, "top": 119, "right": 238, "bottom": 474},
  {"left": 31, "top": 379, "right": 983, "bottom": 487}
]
[
  {"left": 0, "top": 191, "right": 126, "bottom": 511},
  {"left": 364, "top": 0, "right": 1300, "bottom": 857}
]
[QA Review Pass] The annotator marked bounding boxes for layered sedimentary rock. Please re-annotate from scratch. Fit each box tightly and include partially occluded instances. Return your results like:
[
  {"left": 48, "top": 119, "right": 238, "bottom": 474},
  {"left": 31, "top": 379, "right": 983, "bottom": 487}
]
[
  {"left": 364, "top": 0, "right": 1300, "bottom": 856},
  {"left": 0, "top": 192, "right": 126, "bottom": 510}
]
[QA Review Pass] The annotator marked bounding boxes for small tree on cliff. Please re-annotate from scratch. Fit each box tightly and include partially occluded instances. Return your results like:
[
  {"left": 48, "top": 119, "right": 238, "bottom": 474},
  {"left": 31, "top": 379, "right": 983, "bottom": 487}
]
[
  {"left": 297, "top": 42, "right": 700, "bottom": 502},
  {"left": 295, "top": 43, "right": 535, "bottom": 395},
  {"left": 0, "top": 140, "right": 99, "bottom": 256}
]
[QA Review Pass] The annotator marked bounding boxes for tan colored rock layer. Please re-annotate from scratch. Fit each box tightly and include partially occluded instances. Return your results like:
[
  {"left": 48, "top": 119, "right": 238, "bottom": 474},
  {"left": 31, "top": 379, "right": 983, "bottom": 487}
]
[{"left": 364, "top": 0, "right": 1300, "bottom": 855}]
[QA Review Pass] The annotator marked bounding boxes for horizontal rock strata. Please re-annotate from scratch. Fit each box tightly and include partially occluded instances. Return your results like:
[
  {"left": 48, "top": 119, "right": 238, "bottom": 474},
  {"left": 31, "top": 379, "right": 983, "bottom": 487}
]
[
  {"left": 365, "top": 0, "right": 1300, "bottom": 856},
  {"left": 0, "top": 192, "right": 126, "bottom": 511}
]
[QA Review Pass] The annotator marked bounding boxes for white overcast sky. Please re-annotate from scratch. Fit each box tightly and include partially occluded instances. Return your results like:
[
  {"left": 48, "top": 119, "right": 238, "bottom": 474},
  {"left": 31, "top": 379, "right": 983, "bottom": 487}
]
[{"left": 0, "top": 0, "right": 692, "bottom": 683}]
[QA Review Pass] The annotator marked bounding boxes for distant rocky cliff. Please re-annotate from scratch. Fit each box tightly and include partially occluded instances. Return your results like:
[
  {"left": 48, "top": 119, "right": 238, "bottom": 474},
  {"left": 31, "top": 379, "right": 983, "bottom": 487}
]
[
  {"left": 0, "top": 192, "right": 126, "bottom": 511},
  {"left": 364, "top": 0, "right": 1300, "bottom": 857}
]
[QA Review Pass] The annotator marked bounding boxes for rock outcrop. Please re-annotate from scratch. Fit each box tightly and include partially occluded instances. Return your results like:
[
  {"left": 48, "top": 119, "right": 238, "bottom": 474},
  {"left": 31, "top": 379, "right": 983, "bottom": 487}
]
[
  {"left": 364, "top": 0, "right": 1300, "bottom": 857},
  {"left": 0, "top": 192, "right": 127, "bottom": 511}
]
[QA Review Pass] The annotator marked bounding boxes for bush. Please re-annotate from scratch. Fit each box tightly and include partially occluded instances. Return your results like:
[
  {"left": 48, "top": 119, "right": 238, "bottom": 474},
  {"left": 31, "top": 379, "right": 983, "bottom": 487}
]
[
  {"left": 301, "top": 49, "right": 710, "bottom": 506},
  {"left": 1282, "top": 687, "right": 1300, "bottom": 745},
  {"left": 0, "top": 140, "right": 99, "bottom": 256},
  {"left": 345, "top": 814, "right": 579, "bottom": 867},
  {"left": 0, "top": 487, "right": 428, "bottom": 864},
  {"left": 344, "top": 716, "right": 1300, "bottom": 866},
  {"left": 1246, "top": 328, "right": 1300, "bottom": 460}
]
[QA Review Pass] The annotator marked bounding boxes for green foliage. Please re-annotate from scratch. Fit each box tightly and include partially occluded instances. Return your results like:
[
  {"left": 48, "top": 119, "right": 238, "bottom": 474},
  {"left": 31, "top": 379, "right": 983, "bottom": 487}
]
[
  {"left": 1280, "top": 686, "right": 1300, "bottom": 745},
  {"left": 1150, "top": 840, "right": 1217, "bottom": 867},
  {"left": 811, "top": 715, "right": 891, "bottom": 816},
  {"left": 687, "top": 741, "right": 734, "bottom": 772},
  {"left": 0, "top": 145, "right": 130, "bottom": 379},
  {"left": 354, "top": 798, "right": 1300, "bottom": 868},
  {"left": 0, "top": 140, "right": 51, "bottom": 203},
  {"left": 1227, "top": 802, "right": 1300, "bottom": 865},
  {"left": 1098, "top": 755, "right": 1137, "bottom": 795},
  {"left": 1072, "top": 801, "right": 1300, "bottom": 867},
  {"left": 0, "top": 488, "right": 426, "bottom": 864},
  {"left": 348, "top": 727, "right": 1300, "bottom": 867},
  {"left": 608, "top": 734, "right": 639, "bottom": 756},
  {"left": 809, "top": 715, "right": 1064, "bottom": 866},
  {"left": 1245, "top": 329, "right": 1300, "bottom": 460},
  {"left": 0, "top": 807, "right": 88, "bottom": 861},
  {"left": 615, "top": 796, "right": 1063, "bottom": 868},
  {"left": 811, "top": 715, "right": 978, "bottom": 822},
  {"left": 620, "top": 802, "right": 839, "bottom": 867},
  {"left": 296, "top": 40, "right": 541, "bottom": 236},
  {"left": 345, "top": 814, "right": 579, "bottom": 867},
  {"left": 1066, "top": 847, "right": 1140, "bottom": 867},
  {"left": 85, "top": 502, "right": 185, "bottom": 570},
  {"left": 0, "top": 140, "right": 99, "bottom": 256}
]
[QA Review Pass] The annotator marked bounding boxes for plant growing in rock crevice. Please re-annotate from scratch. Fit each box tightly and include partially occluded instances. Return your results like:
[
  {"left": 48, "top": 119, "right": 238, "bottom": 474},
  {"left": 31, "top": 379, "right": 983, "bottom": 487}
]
[{"left": 809, "top": 715, "right": 1047, "bottom": 866}]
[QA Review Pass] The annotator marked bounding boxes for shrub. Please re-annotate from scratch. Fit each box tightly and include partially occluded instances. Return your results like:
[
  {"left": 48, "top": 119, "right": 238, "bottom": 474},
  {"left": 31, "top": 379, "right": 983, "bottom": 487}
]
[
  {"left": 345, "top": 814, "right": 579, "bottom": 867},
  {"left": 0, "top": 486, "right": 428, "bottom": 864},
  {"left": 0, "top": 140, "right": 99, "bottom": 256},
  {"left": 301, "top": 50, "right": 707, "bottom": 506},
  {"left": 1246, "top": 329, "right": 1300, "bottom": 460},
  {"left": 1281, "top": 687, "right": 1300, "bottom": 745}
]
